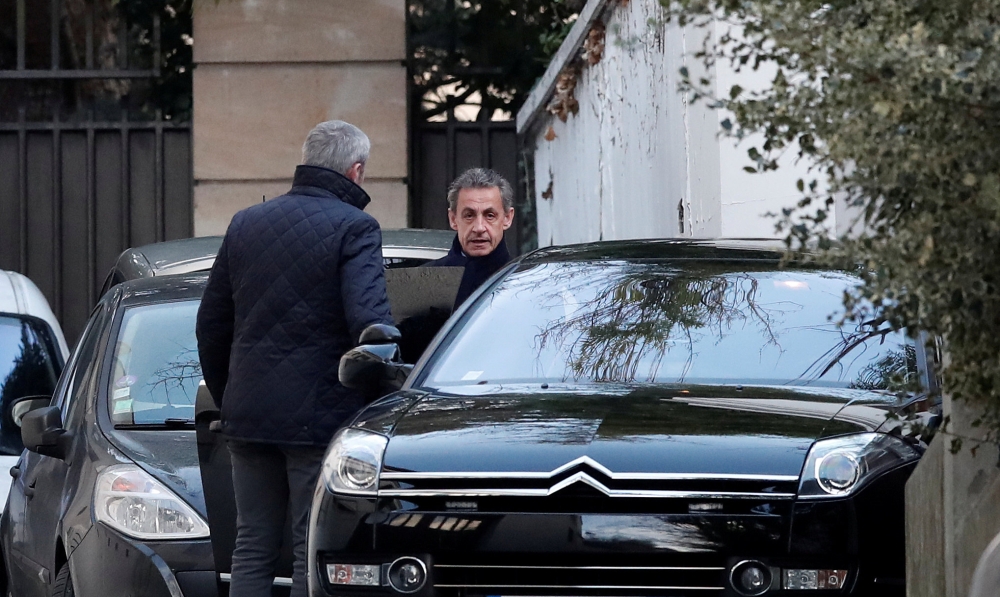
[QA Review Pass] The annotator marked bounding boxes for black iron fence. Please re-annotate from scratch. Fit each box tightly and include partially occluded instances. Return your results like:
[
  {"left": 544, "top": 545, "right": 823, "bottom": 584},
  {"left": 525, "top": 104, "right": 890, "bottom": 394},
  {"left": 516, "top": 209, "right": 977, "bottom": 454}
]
[{"left": 0, "top": 0, "right": 192, "bottom": 343}]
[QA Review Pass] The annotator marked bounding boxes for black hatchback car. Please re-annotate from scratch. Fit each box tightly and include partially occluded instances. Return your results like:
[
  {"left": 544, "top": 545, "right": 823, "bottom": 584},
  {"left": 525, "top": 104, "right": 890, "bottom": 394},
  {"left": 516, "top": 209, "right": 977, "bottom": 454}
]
[
  {"left": 2, "top": 261, "right": 463, "bottom": 597},
  {"left": 309, "top": 240, "right": 933, "bottom": 597},
  {"left": 2, "top": 274, "right": 216, "bottom": 597}
]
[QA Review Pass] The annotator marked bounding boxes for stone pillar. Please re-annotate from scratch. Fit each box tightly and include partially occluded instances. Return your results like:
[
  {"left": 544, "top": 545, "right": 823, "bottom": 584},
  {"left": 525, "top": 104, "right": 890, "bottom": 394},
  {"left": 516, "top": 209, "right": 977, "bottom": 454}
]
[{"left": 192, "top": 0, "right": 408, "bottom": 236}]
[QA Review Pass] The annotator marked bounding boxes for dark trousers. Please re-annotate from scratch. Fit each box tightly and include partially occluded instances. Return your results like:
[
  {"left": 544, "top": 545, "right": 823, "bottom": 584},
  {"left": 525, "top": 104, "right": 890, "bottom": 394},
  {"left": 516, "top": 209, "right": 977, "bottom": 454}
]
[{"left": 228, "top": 440, "right": 327, "bottom": 597}]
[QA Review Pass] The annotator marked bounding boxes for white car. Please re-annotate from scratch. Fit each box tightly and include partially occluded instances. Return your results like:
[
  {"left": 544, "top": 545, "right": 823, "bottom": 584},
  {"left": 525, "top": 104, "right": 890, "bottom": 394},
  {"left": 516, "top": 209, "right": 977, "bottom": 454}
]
[{"left": 0, "top": 271, "right": 69, "bottom": 499}]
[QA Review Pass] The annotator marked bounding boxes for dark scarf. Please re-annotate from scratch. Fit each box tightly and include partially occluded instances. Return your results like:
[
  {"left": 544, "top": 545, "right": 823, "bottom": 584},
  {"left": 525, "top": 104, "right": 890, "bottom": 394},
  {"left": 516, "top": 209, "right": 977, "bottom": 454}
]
[{"left": 435, "top": 235, "right": 511, "bottom": 309}]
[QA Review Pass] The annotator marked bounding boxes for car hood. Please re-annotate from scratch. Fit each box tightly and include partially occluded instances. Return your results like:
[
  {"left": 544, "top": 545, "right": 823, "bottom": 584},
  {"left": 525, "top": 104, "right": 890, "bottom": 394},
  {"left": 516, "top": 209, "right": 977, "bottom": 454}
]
[
  {"left": 377, "top": 384, "right": 897, "bottom": 478},
  {"left": 108, "top": 429, "right": 206, "bottom": 517}
]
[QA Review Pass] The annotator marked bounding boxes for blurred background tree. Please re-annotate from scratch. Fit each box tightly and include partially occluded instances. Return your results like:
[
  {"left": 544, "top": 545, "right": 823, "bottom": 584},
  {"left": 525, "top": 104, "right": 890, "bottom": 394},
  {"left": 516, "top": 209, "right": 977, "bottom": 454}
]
[{"left": 409, "top": 0, "right": 583, "bottom": 121}]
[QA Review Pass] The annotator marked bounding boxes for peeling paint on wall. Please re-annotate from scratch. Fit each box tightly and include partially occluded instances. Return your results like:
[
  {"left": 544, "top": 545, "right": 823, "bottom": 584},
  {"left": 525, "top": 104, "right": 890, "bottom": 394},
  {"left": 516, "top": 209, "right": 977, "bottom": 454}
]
[{"left": 521, "top": 0, "right": 831, "bottom": 247}]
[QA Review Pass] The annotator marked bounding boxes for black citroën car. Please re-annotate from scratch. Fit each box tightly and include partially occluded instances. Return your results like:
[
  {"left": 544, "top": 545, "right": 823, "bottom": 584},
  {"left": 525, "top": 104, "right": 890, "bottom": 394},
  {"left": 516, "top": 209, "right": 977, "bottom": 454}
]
[{"left": 316, "top": 240, "right": 931, "bottom": 597}]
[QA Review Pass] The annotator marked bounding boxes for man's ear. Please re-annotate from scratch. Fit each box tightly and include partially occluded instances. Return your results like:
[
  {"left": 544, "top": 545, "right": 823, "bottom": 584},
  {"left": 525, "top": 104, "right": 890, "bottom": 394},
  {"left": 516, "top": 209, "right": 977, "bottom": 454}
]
[
  {"left": 502, "top": 208, "right": 515, "bottom": 230},
  {"left": 346, "top": 162, "right": 365, "bottom": 184},
  {"left": 448, "top": 209, "right": 459, "bottom": 231}
]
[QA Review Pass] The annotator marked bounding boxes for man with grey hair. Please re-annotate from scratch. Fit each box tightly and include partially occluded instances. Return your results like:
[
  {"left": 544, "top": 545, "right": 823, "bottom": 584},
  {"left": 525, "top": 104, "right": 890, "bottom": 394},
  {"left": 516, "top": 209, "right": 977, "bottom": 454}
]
[
  {"left": 426, "top": 167, "right": 515, "bottom": 308},
  {"left": 197, "top": 120, "right": 392, "bottom": 597}
]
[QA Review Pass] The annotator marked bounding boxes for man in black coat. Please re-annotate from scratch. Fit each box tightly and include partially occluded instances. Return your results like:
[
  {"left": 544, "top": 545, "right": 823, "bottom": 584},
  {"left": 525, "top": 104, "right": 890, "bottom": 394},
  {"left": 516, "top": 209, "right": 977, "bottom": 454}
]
[
  {"left": 195, "top": 120, "right": 392, "bottom": 597},
  {"left": 427, "top": 167, "right": 515, "bottom": 308},
  {"left": 396, "top": 169, "right": 514, "bottom": 363}
]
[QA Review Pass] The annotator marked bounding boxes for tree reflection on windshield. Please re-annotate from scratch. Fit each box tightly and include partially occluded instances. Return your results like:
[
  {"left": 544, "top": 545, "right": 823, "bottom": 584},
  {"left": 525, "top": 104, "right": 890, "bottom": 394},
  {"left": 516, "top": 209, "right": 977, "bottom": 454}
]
[
  {"left": 149, "top": 346, "right": 202, "bottom": 407},
  {"left": 425, "top": 262, "right": 916, "bottom": 389},
  {"left": 536, "top": 269, "right": 785, "bottom": 383}
]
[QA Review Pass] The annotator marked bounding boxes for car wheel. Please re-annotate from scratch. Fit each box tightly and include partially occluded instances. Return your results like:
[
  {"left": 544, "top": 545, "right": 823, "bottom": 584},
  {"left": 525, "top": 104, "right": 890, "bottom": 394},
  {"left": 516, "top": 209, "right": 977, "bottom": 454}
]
[{"left": 51, "top": 563, "right": 74, "bottom": 597}]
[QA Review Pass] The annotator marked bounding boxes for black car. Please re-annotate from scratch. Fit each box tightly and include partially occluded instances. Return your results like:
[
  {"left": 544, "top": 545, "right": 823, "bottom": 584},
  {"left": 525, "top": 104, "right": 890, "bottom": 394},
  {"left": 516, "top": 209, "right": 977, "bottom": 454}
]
[{"left": 308, "top": 240, "right": 933, "bottom": 597}]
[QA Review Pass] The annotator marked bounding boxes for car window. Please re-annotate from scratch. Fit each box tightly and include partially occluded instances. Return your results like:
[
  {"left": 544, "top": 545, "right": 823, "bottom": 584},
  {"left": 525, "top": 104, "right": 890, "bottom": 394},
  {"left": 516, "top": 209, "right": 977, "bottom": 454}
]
[
  {"left": 420, "top": 262, "right": 918, "bottom": 391},
  {"left": 108, "top": 301, "right": 201, "bottom": 425},
  {"left": 62, "top": 303, "right": 112, "bottom": 423},
  {"left": 0, "top": 315, "right": 62, "bottom": 455},
  {"left": 50, "top": 305, "right": 103, "bottom": 416}
]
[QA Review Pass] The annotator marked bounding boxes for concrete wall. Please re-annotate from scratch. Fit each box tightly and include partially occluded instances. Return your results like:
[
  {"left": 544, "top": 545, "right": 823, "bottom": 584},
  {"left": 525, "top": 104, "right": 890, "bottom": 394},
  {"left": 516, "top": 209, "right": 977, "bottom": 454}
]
[
  {"left": 906, "top": 396, "right": 1000, "bottom": 597},
  {"left": 192, "top": 0, "right": 408, "bottom": 236},
  {"left": 518, "top": 0, "right": 829, "bottom": 246},
  {"left": 907, "top": 395, "right": 1000, "bottom": 597}
]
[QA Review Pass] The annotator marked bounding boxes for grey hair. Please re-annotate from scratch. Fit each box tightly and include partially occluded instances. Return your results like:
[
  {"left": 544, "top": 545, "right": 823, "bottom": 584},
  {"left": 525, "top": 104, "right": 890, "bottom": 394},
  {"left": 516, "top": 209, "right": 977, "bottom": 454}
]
[
  {"left": 446, "top": 168, "right": 514, "bottom": 212},
  {"left": 301, "top": 120, "right": 371, "bottom": 175}
]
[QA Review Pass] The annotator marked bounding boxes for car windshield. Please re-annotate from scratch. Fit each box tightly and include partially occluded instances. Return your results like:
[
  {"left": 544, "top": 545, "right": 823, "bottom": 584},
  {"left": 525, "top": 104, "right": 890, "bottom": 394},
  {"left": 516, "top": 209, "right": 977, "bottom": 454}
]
[
  {"left": 0, "top": 315, "right": 61, "bottom": 454},
  {"left": 420, "top": 261, "right": 917, "bottom": 391},
  {"left": 108, "top": 301, "right": 201, "bottom": 425}
]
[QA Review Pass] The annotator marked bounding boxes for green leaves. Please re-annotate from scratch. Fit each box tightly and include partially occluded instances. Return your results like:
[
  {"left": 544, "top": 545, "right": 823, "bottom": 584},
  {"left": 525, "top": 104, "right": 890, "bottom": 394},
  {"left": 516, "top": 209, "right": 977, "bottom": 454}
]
[
  {"left": 666, "top": 0, "right": 1000, "bottom": 439},
  {"left": 409, "top": 0, "right": 583, "bottom": 120}
]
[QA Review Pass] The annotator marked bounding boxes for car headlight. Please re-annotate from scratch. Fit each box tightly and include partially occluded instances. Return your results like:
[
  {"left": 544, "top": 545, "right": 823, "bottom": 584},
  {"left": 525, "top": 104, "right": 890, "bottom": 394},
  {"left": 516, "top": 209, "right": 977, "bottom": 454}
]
[
  {"left": 94, "top": 464, "right": 210, "bottom": 540},
  {"left": 322, "top": 428, "right": 389, "bottom": 496},
  {"left": 798, "top": 433, "right": 921, "bottom": 499}
]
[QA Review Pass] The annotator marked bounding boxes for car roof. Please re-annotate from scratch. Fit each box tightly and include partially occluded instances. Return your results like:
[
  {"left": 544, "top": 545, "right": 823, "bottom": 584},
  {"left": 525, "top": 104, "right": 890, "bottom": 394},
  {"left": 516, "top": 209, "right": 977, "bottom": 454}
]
[
  {"left": 0, "top": 270, "right": 70, "bottom": 357},
  {"left": 521, "top": 238, "right": 789, "bottom": 264},
  {"left": 115, "top": 272, "right": 210, "bottom": 309},
  {"left": 115, "top": 236, "right": 223, "bottom": 279},
  {"left": 115, "top": 228, "right": 455, "bottom": 279}
]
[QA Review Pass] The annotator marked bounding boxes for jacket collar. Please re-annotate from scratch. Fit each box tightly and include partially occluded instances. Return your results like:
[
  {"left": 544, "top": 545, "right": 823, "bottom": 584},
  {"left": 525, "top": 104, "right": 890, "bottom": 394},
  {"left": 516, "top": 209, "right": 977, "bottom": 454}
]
[{"left": 289, "top": 165, "right": 371, "bottom": 211}]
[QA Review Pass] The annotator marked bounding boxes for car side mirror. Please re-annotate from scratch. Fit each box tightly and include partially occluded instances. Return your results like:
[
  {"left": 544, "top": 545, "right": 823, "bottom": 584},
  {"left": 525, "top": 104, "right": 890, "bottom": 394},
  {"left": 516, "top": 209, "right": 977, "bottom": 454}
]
[
  {"left": 339, "top": 342, "right": 412, "bottom": 401},
  {"left": 359, "top": 323, "right": 402, "bottom": 345},
  {"left": 10, "top": 395, "right": 52, "bottom": 428},
  {"left": 21, "top": 406, "right": 69, "bottom": 459}
]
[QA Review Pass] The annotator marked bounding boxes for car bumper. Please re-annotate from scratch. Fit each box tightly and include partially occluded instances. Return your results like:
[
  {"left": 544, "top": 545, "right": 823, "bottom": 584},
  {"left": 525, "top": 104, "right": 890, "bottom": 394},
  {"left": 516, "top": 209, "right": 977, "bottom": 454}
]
[
  {"left": 69, "top": 522, "right": 217, "bottom": 597},
  {"left": 308, "top": 465, "right": 913, "bottom": 597}
]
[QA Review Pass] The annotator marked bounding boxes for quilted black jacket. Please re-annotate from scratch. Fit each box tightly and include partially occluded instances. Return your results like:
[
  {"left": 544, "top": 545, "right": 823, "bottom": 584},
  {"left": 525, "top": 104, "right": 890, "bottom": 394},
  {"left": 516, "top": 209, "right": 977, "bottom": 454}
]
[{"left": 196, "top": 165, "right": 393, "bottom": 446}]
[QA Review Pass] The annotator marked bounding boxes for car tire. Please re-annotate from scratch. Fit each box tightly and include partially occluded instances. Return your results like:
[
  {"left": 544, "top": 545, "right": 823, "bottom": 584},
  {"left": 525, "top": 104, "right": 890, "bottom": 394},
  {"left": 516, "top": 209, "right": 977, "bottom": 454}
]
[{"left": 51, "top": 563, "right": 74, "bottom": 597}]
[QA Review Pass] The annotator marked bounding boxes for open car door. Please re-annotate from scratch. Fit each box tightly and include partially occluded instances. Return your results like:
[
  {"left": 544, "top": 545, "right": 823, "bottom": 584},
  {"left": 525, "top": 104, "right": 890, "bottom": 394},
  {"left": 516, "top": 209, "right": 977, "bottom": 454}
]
[{"left": 195, "top": 266, "right": 464, "bottom": 595}]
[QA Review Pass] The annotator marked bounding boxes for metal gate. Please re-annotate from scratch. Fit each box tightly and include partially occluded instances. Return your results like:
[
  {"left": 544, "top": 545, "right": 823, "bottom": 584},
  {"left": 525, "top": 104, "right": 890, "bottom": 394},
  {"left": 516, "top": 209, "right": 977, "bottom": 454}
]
[
  {"left": 0, "top": 0, "right": 192, "bottom": 343},
  {"left": 410, "top": 113, "right": 522, "bottom": 254}
]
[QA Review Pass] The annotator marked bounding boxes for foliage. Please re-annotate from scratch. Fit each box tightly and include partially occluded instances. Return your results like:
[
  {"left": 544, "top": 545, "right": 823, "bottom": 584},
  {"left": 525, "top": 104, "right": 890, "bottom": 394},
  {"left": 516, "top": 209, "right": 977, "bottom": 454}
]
[
  {"left": 0, "top": 0, "right": 191, "bottom": 121},
  {"left": 660, "top": 0, "right": 1000, "bottom": 435},
  {"left": 114, "top": 0, "right": 193, "bottom": 120},
  {"left": 409, "top": 0, "right": 583, "bottom": 120}
]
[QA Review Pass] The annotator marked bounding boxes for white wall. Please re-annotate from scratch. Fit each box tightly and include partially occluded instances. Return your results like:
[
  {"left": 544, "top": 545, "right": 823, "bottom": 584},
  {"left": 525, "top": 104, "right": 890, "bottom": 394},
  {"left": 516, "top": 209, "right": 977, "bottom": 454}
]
[{"left": 523, "top": 0, "right": 830, "bottom": 246}]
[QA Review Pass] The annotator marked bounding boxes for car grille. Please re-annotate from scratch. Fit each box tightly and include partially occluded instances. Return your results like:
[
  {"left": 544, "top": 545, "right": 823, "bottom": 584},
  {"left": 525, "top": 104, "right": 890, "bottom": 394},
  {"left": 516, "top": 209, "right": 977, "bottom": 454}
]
[
  {"left": 431, "top": 554, "right": 727, "bottom": 596},
  {"left": 379, "top": 456, "right": 799, "bottom": 507}
]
